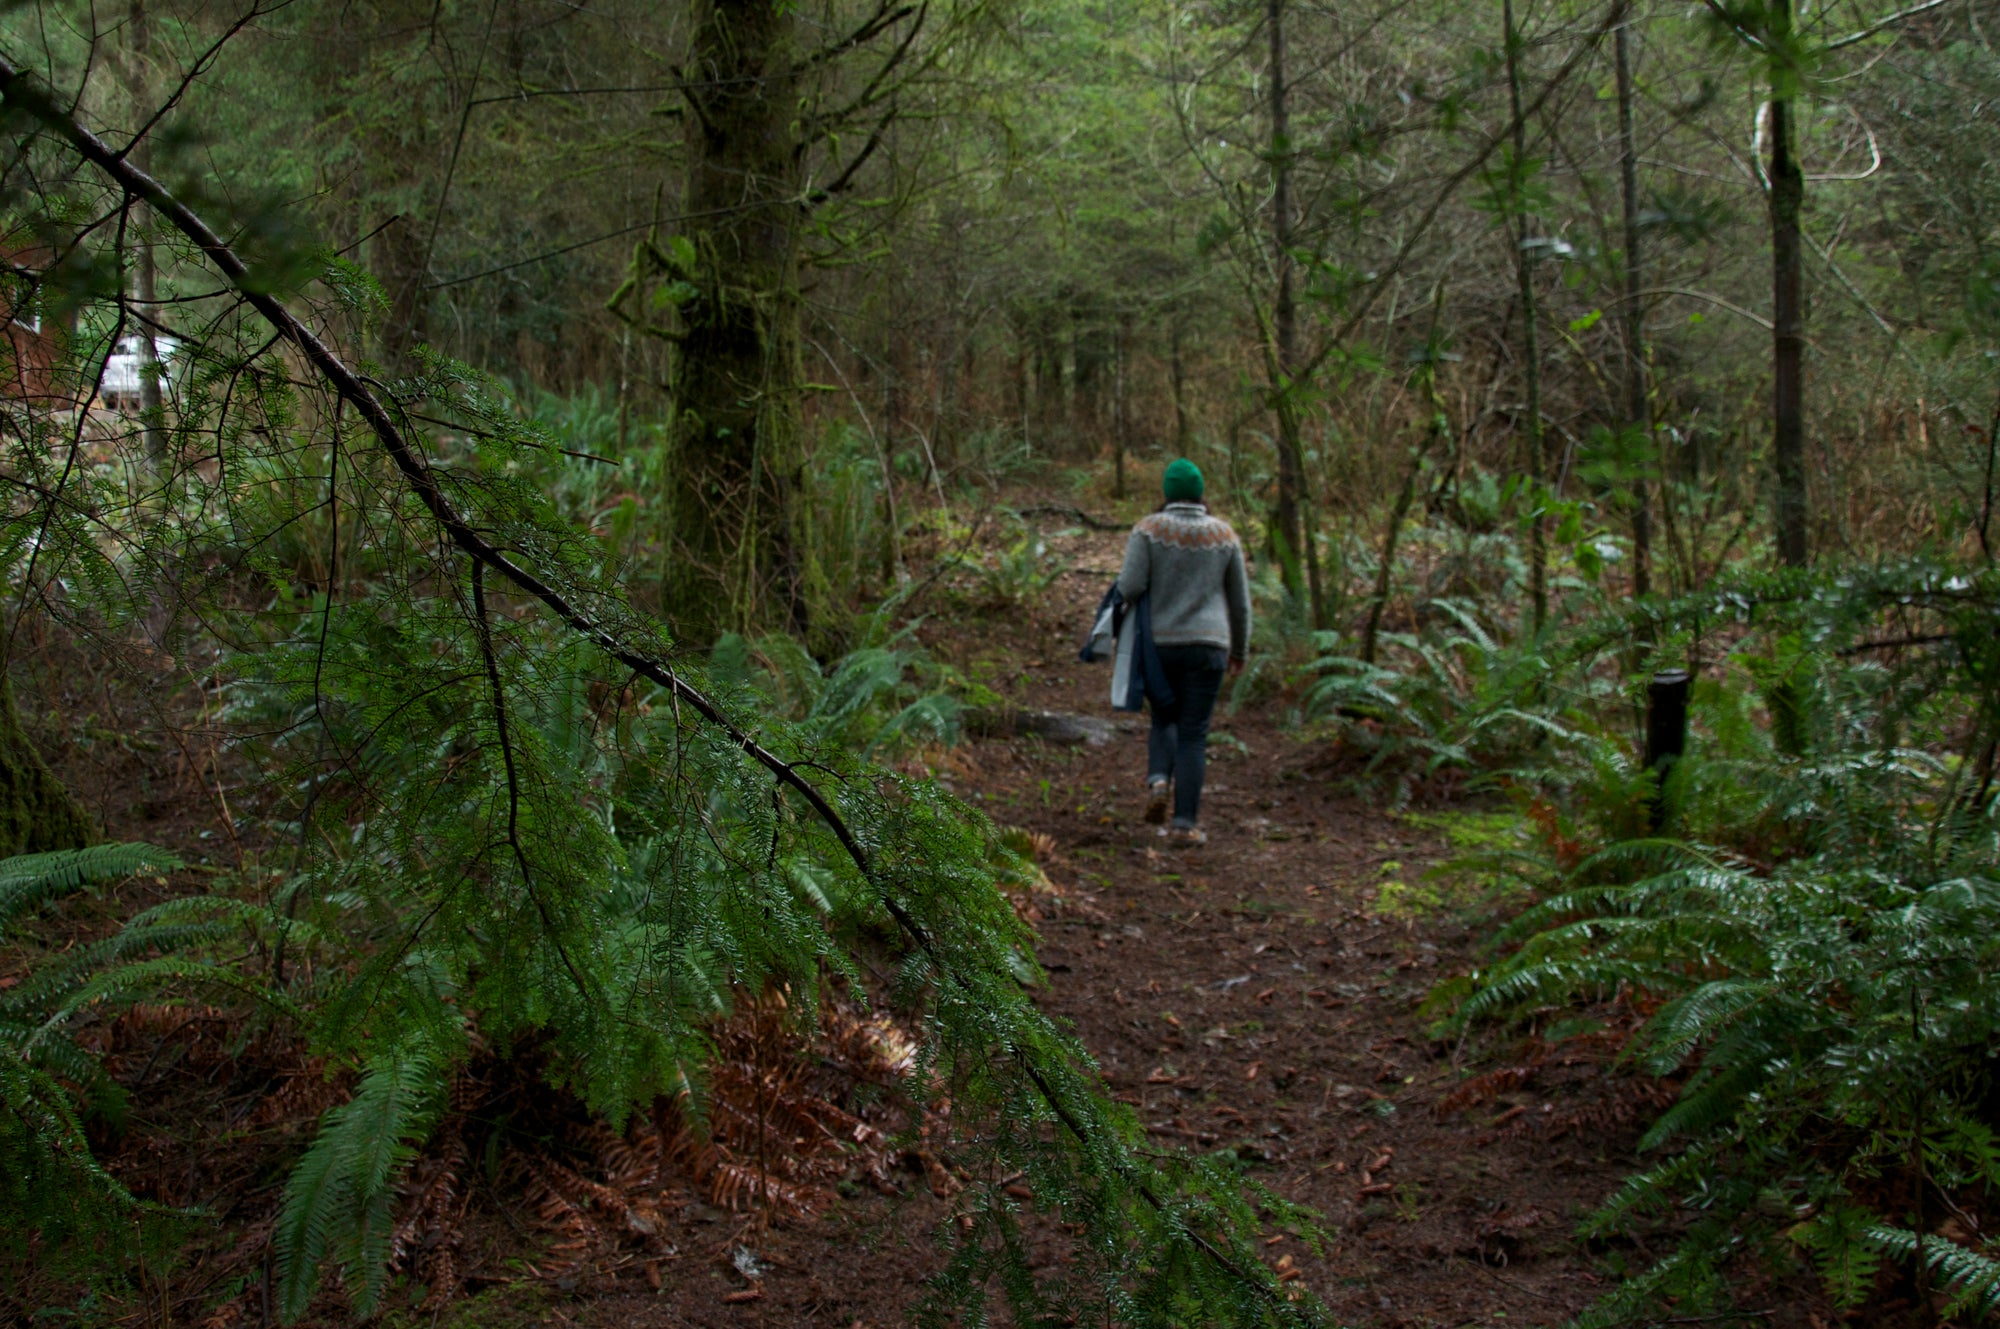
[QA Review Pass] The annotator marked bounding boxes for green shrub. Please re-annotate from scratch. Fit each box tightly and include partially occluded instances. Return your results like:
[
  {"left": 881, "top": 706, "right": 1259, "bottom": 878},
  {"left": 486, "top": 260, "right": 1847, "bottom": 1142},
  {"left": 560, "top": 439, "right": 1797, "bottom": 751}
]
[{"left": 1452, "top": 563, "right": 2000, "bottom": 1323}]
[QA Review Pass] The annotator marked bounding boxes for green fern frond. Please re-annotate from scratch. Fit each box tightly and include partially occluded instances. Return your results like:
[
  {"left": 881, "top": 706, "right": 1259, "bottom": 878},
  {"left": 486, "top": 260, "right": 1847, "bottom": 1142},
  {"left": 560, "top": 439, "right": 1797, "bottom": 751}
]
[
  {"left": 1579, "top": 1139, "right": 1728, "bottom": 1238},
  {"left": 0, "top": 1041, "right": 142, "bottom": 1250},
  {"left": 1638, "top": 1057, "right": 1779, "bottom": 1151},
  {"left": 45, "top": 956, "right": 307, "bottom": 1035},
  {"left": 1564, "top": 1227, "right": 1741, "bottom": 1329},
  {"left": 1795, "top": 1204, "right": 1884, "bottom": 1310},
  {"left": 0, "top": 843, "right": 183, "bottom": 932},
  {"left": 1639, "top": 979, "right": 1774, "bottom": 1075},
  {"left": 275, "top": 1029, "right": 456, "bottom": 1322},
  {"left": 1865, "top": 1224, "right": 2000, "bottom": 1318}
]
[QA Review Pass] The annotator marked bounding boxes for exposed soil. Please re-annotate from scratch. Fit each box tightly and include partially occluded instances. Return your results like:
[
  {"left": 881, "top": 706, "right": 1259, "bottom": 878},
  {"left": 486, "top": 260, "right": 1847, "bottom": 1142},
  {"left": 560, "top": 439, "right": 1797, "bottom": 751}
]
[{"left": 6, "top": 516, "right": 1806, "bottom": 1329}]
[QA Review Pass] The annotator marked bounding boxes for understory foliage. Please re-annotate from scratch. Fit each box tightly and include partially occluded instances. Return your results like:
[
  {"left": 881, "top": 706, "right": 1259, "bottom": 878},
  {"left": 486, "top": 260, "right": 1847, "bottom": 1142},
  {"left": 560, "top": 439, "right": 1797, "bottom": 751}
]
[
  {"left": 1288, "top": 508, "right": 1619, "bottom": 805},
  {"left": 0, "top": 119, "right": 1319, "bottom": 1329},
  {"left": 0, "top": 844, "right": 186, "bottom": 1261},
  {"left": 1439, "top": 564, "right": 2000, "bottom": 1322}
]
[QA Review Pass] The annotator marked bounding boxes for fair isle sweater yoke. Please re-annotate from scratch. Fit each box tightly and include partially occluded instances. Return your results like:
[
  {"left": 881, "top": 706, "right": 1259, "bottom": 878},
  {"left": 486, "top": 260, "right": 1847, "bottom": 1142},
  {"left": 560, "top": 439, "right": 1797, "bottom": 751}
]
[{"left": 1114, "top": 502, "right": 1252, "bottom": 661}]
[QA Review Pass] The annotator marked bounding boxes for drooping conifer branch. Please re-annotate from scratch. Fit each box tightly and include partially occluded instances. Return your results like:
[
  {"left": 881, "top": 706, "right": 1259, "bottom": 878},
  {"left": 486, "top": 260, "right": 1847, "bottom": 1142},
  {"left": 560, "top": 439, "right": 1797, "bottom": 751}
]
[
  {"left": 0, "top": 52, "right": 1292, "bottom": 1311},
  {"left": 0, "top": 56, "right": 880, "bottom": 901}
]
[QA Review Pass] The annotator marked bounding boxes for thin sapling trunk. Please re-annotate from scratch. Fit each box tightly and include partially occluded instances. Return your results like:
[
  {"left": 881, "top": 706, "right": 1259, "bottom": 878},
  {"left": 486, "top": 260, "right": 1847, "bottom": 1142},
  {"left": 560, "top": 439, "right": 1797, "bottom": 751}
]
[
  {"left": 1768, "top": 0, "right": 1809, "bottom": 568},
  {"left": 1504, "top": 0, "right": 1550, "bottom": 633},
  {"left": 1615, "top": 14, "right": 1651, "bottom": 598}
]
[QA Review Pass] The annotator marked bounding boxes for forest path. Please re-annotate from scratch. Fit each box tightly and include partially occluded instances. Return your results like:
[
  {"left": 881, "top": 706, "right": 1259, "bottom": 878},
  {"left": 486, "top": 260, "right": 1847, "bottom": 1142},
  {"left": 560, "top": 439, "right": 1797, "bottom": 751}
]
[
  {"left": 920, "top": 519, "right": 1634, "bottom": 1327},
  {"left": 568, "top": 517, "right": 1658, "bottom": 1328}
]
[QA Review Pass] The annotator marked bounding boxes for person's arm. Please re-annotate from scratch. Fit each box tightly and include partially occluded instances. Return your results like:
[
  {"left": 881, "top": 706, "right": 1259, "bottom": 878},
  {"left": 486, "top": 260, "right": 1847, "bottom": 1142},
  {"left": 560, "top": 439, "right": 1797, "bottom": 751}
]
[
  {"left": 1115, "top": 529, "right": 1149, "bottom": 602},
  {"left": 1225, "top": 542, "right": 1251, "bottom": 668}
]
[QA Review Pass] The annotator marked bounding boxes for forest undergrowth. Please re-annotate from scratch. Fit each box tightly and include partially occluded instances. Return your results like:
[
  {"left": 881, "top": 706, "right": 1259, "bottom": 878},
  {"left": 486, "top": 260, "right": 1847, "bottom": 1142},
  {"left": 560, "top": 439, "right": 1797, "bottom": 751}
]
[
  {"left": 0, "top": 502, "right": 1611, "bottom": 1329},
  {"left": 7, "top": 1, "right": 2000, "bottom": 1319},
  {"left": 6, "top": 471, "right": 1998, "bottom": 1328}
]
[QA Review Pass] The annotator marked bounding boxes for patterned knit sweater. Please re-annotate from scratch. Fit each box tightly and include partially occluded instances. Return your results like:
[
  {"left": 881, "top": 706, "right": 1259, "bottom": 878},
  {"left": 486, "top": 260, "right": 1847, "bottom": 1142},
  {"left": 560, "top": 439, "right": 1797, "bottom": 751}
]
[{"left": 1114, "top": 502, "right": 1252, "bottom": 661}]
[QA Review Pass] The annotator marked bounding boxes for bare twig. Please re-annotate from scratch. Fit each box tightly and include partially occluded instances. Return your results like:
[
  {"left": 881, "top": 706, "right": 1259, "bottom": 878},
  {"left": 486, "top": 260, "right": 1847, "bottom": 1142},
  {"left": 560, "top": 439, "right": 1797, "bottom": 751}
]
[
  {"left": 1825, "top": 0, "right": 1954, "bottom": 50},
  {"left": 801, "top": 0, "right": 918, "bottom": 69},
  {"left": 1836, "top": 633, "right": 1955, "bottom": 656},
  {"left": 1286, "top": 0, "right": 1631, "bottom": 390},
  {"left": 1016, "top": 503, "right": 1126, "bottom": 532}
]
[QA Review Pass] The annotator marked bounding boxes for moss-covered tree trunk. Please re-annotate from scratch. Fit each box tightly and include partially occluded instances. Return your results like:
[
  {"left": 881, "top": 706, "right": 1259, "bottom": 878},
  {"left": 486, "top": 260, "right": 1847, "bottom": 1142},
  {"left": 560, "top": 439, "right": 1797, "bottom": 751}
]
[
  {"left": 0, "top": 672, "right": 91, "bottom": 855},
  {"left": 1615, "top": 16, "right": 1652, "bottom": 600},
  {"left": 1264, "top": 0, "right": 1309, "bottom": 617},
  {"left": 665, "top": 0, "right": 809, "bottom": 644},
  {"left": 1766, "top": 0, "right": 1809, "bottom": 569},
  {"left": 1504, "top": 0, "right": 1549, "bottom": 634}
]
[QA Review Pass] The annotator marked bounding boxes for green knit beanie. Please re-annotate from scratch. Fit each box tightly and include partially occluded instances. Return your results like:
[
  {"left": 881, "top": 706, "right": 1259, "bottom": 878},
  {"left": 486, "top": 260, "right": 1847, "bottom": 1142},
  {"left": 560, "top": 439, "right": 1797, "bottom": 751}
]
[{"left": 1162, "top": 458, "right": 1205, "bottom": 503}]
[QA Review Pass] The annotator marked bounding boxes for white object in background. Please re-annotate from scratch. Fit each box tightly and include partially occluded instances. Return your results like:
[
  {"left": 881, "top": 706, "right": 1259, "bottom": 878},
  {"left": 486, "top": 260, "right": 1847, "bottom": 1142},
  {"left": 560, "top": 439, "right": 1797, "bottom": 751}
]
[{"left": 98, "top": 333, "right": 181, "bottom": 410}]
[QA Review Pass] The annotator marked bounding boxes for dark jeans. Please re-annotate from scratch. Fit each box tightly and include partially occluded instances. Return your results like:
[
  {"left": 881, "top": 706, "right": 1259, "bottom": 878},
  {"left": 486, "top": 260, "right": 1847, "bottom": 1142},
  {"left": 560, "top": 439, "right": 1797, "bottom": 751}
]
[{"left": 1147, "top": 645, "right": 1229, "bottom": 827}]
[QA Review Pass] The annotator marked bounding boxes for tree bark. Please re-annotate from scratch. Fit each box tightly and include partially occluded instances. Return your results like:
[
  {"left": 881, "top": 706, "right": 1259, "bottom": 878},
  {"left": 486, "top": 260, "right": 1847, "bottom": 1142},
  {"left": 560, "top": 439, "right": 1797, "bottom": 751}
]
[
  {"left": 1071, "top": 299, "right": 1111, "bottom": 448},
  {"left": 1265, "top": 0, "right": 1320, "bottom": 625},
  {"left": 1615, "top": 15, "right": 1651, "bottom": 598},
  {"left": 1768, "top": 0, "right": 1809, "bottom": 569},
  {"left": 1112, "top": 313, "right": 1129, "bottom": 498},
  {"left": 1504, "top": 0, "right": 1549, "bottom": 633},
  {"left": 128, "top": 0, "right": 167, "bottom": 462},
  {"left": 1367, "top": 290, "right": 1450, "bottom": 664},
  {"left": 1363, "top": 418, "right": 1442, "bottom": 665},
  {"left": 1031, "top": 302, "right": 1063, "bottom": 444},
  {"left": 325, "top": 0, "right": 442, "bottom": 371},
  {"left": 0, "top": 672, "right": 92, "bottom": 857},
  {"left": 667, "top": 0, "right": 809, "bottom": 642},
  {"left": 1169, "top": 311, "right": 1190, "bottom": 455}
]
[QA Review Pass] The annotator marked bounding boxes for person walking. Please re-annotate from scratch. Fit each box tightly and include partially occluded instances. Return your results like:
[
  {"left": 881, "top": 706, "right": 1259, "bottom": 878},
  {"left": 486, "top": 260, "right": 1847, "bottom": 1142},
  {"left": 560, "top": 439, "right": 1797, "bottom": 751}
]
[{"left": 1116, "top": 459, "right": 1251, "bottom": 845}]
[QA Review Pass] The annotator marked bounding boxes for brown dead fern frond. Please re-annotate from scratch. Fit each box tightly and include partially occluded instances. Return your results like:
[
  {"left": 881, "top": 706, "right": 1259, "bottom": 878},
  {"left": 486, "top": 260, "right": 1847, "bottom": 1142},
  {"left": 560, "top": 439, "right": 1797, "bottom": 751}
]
[
  {"left": 1436, "top": 1064, "right": 1540, "bottom": 1116},
  {"left": 249, "top": 1056, "right": 350, "bottom": 1127},
  {"left": 520, "top": 1157, "right": 598, "bottom": 1281},
  {"left": 1547, "top": 1075, "right": 1681, "bottom": 1141},
  {"left": 658, "top": 986, "right": 924, "bottom": 1218},
  {"left": 389, "top": 1117, "right": 470, "bottom": 1304},
  {"left": 992, "top": 823, "right": 1096, "bottom": 922}
]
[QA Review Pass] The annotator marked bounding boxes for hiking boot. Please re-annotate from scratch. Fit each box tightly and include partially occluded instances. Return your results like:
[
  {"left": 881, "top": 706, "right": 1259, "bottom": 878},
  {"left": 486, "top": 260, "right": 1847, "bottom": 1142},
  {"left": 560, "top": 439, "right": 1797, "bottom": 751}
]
[
  {"left": 1166, "top": 824, "right": 1207, "bottom": 847},
  {"left": 1144, "top": 780, "right": 1169, "bottom": 825}
]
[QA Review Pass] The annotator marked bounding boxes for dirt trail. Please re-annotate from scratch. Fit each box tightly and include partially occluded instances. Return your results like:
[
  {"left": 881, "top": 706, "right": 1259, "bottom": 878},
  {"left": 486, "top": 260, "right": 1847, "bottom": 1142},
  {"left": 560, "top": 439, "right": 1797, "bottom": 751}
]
[
  {"left": 577, "top": 522, "right": 1651, "bottom": 1328},
  {"left": 922, "top": 524, "right": 1637, "bottom": 1327}
]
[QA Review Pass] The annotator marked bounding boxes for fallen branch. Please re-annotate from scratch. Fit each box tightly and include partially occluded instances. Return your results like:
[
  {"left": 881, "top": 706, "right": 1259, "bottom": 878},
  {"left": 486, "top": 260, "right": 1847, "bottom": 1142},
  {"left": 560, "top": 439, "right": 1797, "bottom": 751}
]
[
  {"left": 1016, "top": 503, "right": 1128, "bottom": 532},
  {"left": 1837, "top": 633, "right": 1955, "bottom": 656}
]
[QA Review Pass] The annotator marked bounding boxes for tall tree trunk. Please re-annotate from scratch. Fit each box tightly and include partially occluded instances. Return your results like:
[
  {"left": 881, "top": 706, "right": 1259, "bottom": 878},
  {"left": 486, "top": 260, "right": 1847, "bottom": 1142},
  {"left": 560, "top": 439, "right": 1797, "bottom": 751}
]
[
  {"left": 1227, "top": 410, "right": 1242, "bottom": 498},
  {"left": 1265, "top": 0, "right": 1319, "bottom": 624},
  {"left": 941, "top": 325, "right": 971, "bottom": 472},
  {"left": 133, "top": 220, "right": 163, "bottom": 461},
  {"left": 1112, "top": 314, "right": 1129, "bottom": 498},
  {"left": 1071, "top": 300, "right": 1110, "bottom": 451},
  {"left": 1504, "top": 0, "right": 1549, "bottom": 633},
  {"left": 1031, "top": 303, "right": 1063, "bottom": 442},
  {"left": 1169, "top": 311, "right": 1190, "bottom": 455},
  {"left": 369, "top": 186, "right": 431, "bottom": 370},
  {"left": 1768, "top": 0, "right": 1809, "bottom": 568},
  {"left": 1367, "top": 289, "right": 1450, "bottom": 664},
  {"left": 1363, "top": 420, "right": 1442, "bottom": 665},
  {"left": 1011, "top": 333, "right": 1028, "bottom": 445},
  {"left": 0, "top": 672, "right": 92, "bottom": 856},
  {"left": 1615, "top": 15, "right": 1651, "bottom": 599},
  {"left": 1301, "top": 435, "right": 1328, "bottom": 629},
  {"left": 339, "top": 0, "right": 441, "bottom": 370},
  {"left": 668, "top": 0, "right": 807, "bottom": 642},
  {"left": 123, "top": 0, "right": 166, "bottom": 461}
]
